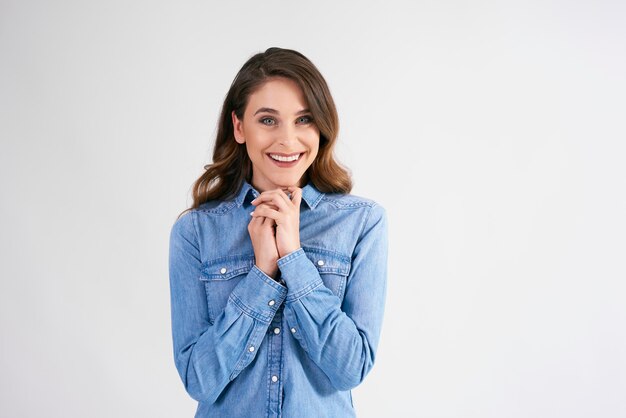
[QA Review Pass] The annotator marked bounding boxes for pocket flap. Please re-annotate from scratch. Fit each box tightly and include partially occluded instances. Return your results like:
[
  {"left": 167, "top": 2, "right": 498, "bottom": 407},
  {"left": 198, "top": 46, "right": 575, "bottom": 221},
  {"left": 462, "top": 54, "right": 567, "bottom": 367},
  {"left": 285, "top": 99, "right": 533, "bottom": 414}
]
[
  {"left": 302, "top": 247, "right": 351, "bottom": 276},
  {"left": 200, "top": 254, "right": 255, "bottom": 281}
]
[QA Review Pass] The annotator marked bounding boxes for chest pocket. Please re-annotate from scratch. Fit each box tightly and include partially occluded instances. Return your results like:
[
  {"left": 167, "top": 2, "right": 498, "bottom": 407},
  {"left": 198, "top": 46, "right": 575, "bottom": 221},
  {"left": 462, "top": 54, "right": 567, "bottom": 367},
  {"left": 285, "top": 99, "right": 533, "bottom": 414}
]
[
  {"left": 199, "top": 254, "right": 255, "bottom": 323},
  {"left": 302, "top": 247, "right": 351, "bottom": 302}
]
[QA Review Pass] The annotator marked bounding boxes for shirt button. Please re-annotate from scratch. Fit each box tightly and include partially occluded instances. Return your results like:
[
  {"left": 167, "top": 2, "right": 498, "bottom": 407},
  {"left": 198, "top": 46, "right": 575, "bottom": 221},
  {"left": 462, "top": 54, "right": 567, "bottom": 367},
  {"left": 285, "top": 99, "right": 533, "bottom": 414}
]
[
  {"left": 273, "top": 327, "right": 280, "bottom": 334},
  {"left": 268, "top": 300, "right": 275, "bottom": 306},
  {"left": 248, "top": 345, "right": 255, "bottom": 352},
  {"left": 220, "top": 267, "right": 227, "bottom": 274},
  {"left": 317, "top": 260, "right": 324, "bottom": 266},
  {"left": 271, "top": 375, "right": 278, "bottom": 383},
  {"left": 290, "top": 327, "right": 296, "bottom": 333}
]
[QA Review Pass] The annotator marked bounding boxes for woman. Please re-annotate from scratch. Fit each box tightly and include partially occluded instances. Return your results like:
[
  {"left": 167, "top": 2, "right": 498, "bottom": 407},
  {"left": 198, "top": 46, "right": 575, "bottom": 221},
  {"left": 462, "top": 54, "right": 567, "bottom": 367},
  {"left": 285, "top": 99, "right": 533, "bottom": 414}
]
[{"left": 169, "top": 47, "right": 388, "bottom": 418}]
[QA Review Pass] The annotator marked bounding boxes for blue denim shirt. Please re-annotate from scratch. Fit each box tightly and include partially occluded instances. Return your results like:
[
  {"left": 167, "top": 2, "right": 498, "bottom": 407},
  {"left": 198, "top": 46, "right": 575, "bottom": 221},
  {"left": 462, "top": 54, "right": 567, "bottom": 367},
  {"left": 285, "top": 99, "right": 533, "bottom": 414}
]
[{"left": 168, "top": 179, "right": 388, "bottom": 418}]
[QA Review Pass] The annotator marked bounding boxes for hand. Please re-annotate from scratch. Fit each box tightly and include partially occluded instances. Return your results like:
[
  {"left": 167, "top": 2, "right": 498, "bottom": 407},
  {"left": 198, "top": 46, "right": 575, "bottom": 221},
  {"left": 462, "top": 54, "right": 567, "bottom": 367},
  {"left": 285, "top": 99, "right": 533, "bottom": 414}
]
[
  {"left": 250, "top": 186, "right": 302, "bottom": 258},
  {"left": 247, "top": 204, "right": 280, "bottom": 279}
]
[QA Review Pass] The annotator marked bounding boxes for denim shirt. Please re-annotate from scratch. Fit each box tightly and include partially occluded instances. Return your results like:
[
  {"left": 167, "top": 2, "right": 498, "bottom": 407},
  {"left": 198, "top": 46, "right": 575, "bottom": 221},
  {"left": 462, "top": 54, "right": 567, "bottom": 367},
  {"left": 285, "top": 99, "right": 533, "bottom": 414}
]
[{"left": 168, "top": 179, "right": 388, "bottom": 418}]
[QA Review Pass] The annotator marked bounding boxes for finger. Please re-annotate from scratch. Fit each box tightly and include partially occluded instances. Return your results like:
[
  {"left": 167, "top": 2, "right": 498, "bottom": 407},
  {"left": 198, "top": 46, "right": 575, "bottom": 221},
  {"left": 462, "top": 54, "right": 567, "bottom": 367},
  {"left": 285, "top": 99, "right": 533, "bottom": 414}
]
[
  {"left": 250, "top": 202, "right": 277, "bottom": 217},
  {"left": 248, "top": 213, "right": 265, "bottom": 225},
  {"left": 251, "top": 204, "right": 281, "bottom": 222},
  {"left": 262, "top": 215, "right": 277, "bottom": 229},
  {"left": 251, "top": 200, "right": 279, "bottom": 211},
  {"left": 251, "top": 191, "right": 291, "bottom": 211},
  {"left": 252, "top": 189, "right": 290, "bottom": 206},
  {"left": 277, "top": 188, "right": 294, "bottom": 205},
  {"left": 271, "top": 187, "right": 295, "bottom": 206},
  {"left": 287, "top": 186, "right": 302, "bottom": 207},
  {"left": 247, "top": 214, "right": 263, "bottom": 233}
]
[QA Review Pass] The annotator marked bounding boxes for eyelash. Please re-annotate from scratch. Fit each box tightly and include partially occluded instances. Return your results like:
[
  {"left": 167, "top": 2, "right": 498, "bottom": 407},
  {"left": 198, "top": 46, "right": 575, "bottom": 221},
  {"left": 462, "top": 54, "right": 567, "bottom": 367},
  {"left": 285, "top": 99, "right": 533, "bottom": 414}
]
[{"left": 259, "top": 116, "right": 313, "bottom": 126}]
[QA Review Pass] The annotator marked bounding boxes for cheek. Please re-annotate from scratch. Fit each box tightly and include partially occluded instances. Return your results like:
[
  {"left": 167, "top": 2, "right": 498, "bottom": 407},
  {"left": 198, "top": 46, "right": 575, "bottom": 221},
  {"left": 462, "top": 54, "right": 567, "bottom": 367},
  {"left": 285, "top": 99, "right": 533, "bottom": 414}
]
[
  {"left": 245, "top": 130, "right": 271, "bottom": 151},
  {"left": 309, "top": 135, "right": 321, "bottom": 155},
  {"left": 304, "top": 128, "right": 321, "bottom": 147},
  {"left": 305, "top": 145, "right": 320, "bottom": 164}
]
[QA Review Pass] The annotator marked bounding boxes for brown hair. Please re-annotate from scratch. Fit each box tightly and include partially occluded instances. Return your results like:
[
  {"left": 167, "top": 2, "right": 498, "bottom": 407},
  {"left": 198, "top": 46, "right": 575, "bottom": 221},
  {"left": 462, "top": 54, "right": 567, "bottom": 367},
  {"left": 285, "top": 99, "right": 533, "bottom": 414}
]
[{"left": 177, "top": 47, "right": 352, "bottom": 220}]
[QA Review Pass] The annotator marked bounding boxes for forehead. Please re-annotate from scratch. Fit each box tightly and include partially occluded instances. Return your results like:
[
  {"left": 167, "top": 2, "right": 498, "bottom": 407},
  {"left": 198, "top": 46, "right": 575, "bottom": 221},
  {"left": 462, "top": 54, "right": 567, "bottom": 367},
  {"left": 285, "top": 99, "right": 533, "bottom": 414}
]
[{"left": 246, "top": 77, "right": 308, "bottom": 112}]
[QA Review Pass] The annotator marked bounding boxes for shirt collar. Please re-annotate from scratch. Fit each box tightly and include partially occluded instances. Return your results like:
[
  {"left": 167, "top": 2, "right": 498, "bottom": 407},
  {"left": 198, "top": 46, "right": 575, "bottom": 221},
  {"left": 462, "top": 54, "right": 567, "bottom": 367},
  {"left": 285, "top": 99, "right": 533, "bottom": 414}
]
[{"left": 235, "top": 179, "right": 324, "bottom": 210}]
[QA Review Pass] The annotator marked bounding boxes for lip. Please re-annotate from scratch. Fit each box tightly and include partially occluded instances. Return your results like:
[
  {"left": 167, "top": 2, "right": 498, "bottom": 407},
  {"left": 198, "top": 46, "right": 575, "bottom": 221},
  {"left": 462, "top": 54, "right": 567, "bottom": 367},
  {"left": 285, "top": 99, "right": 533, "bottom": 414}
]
[
  {"left": 266, "top": 152, "right": 304, "bottom": 168},
  {"left": 266, "top": 152, "right": 304, "bottom": 157}
]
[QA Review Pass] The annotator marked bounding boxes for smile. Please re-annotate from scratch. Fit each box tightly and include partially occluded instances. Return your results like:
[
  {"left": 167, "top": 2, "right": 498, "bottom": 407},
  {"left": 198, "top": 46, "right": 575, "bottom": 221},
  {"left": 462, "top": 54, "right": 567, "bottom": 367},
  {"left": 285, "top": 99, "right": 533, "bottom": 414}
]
[
  {"left": 267, "top": 152, "right": 304, "bottom": 167},
  {"left": 268, "top": 153, "right": 302, "bottom": 162}
]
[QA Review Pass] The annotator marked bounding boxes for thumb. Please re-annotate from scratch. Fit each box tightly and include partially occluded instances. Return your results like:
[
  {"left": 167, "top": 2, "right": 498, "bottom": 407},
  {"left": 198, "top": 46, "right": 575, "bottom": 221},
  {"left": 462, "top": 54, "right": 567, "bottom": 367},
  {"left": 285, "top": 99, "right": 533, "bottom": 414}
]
[{"left": 289, "top": 186, "right": 302, "bottom": 208}]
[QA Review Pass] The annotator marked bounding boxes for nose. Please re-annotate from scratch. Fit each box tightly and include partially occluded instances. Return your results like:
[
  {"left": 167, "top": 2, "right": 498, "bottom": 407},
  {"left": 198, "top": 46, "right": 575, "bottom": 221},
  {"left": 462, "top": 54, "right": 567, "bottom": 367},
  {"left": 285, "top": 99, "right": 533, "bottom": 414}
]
[{"left": 278, "top": 123, "right": 298, "bottom": 147}]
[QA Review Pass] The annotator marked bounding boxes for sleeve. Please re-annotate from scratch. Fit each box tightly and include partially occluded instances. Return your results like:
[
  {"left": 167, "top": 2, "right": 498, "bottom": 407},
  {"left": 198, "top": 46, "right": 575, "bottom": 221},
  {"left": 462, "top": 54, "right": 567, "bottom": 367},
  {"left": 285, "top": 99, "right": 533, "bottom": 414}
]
[
  {"left": 168, "top": 211, "right": 287, "bottom": 403},
  {"left": 279, "top": 203, "right": 389, "bottom": 391}
]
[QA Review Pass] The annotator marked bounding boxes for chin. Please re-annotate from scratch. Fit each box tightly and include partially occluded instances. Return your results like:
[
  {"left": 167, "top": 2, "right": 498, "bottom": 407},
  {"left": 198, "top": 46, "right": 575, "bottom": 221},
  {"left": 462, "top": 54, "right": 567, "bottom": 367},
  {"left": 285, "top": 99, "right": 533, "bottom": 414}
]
[
  {"left": 274, "top": 179, "right": 299, "bottom": 188},
  {"left": 273, "top": 176, "right": 303, "bottom": 188}
]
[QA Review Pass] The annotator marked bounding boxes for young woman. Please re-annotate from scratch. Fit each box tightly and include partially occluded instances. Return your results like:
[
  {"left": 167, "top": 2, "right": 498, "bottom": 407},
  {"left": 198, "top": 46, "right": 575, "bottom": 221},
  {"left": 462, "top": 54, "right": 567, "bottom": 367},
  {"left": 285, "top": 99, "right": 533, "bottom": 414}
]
[{"left": 169, "top": 47, "right": 388, "bottom": 418}]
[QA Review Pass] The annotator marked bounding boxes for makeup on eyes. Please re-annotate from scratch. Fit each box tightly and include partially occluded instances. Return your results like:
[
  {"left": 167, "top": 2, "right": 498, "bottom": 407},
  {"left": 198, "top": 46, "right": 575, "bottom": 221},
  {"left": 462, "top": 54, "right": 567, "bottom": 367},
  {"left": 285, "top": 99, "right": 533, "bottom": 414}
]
[{"left": 258, "top": 115, "right": 313, "bottom": 125}]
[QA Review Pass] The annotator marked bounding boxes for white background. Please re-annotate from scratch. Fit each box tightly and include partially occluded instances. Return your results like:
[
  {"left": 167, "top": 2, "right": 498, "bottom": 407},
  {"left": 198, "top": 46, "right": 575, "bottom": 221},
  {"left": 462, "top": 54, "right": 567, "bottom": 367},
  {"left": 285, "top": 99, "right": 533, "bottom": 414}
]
[{"left": 1, "top": 0, "right": 625, "bottom": 417}]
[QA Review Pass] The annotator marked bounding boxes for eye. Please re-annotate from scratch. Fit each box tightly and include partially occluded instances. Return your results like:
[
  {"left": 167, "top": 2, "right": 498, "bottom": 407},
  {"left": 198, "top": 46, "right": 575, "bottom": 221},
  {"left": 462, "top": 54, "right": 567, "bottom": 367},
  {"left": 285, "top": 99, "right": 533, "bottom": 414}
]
[
  {"left": 259, "top": 117, "right": 276, "bottom": 126},
  {"left": 297, "top": 115, "right": 313, "bottom": 124}
]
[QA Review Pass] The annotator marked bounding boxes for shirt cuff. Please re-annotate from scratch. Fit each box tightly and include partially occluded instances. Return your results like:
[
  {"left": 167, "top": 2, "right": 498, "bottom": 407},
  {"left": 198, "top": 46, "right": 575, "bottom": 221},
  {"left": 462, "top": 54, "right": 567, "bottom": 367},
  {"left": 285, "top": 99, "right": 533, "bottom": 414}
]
[
  {"left": 229, "top": 265, "right": 287, "bottom": 323},
  {"left": 277, "top": 248, "right": 323, "bottom": 302}
]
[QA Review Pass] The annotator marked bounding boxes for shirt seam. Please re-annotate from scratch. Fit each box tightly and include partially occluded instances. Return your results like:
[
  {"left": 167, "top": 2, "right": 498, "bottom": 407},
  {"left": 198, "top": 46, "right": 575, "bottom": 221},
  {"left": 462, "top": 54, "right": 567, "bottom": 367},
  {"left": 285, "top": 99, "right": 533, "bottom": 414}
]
[
  {"left": 285, "top": 279, "right": 324, "bottom": 303},
  {"left": 250, "top": 265, "right": 287, "bottom": 292},
  {"left": 190, "top": 210, "right": 200, "bottom": 249},
  {"left": 230, "top": 323, "right": 263, "bottom": 380},
  {"left": 276, "top": 247, "right": 305, "bottom": 267},
  {"left": 229, "top": 293, "right": 275, "bottom": 323},
  {"left": 356, "top": 202, "right": 377, "bottom": 245}
]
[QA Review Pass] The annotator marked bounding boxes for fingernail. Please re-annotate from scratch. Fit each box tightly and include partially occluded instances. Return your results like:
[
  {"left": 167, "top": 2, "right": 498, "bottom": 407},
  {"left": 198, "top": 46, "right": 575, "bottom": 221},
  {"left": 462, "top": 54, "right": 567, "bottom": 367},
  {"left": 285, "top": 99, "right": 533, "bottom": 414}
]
[{"left": 250, "top": 211, "right": 254, "bottom": 215}]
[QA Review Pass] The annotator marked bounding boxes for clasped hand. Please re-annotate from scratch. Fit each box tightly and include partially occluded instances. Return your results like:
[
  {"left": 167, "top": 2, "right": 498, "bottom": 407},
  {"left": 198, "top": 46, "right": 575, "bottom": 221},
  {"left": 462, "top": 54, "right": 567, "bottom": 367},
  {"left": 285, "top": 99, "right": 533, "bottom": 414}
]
[{"left": 248, "top": 186, "right": 302, "bottom": 278}]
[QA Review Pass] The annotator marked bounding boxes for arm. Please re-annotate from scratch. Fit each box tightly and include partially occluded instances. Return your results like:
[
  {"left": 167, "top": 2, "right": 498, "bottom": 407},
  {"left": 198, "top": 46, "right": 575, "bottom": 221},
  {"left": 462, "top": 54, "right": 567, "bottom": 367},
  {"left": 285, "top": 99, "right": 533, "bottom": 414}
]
[
  {"left": 279, "top": 203, "right": 389, "bottom": 391},
  {"left": 168, "top": 211, "right": 287, "bottom": 403}
]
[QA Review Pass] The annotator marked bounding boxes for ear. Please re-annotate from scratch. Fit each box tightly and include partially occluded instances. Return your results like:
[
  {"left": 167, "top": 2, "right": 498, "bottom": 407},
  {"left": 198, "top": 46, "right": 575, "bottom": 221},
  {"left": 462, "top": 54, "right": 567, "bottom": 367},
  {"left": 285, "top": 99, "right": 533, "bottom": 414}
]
[{"left": 232, "top": 110, "right": 245, "bottom": 144}]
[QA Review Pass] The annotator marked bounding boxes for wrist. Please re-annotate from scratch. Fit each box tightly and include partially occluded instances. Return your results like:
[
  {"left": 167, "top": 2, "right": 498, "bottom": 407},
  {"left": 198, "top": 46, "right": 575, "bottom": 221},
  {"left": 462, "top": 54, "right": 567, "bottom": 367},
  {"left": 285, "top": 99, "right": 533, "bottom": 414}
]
[
  {"left": 255, "top": 263, "right": 279, "bottom": 279},
  {"left": 278, "top": 246, "right": 302, "bottom": 260}
]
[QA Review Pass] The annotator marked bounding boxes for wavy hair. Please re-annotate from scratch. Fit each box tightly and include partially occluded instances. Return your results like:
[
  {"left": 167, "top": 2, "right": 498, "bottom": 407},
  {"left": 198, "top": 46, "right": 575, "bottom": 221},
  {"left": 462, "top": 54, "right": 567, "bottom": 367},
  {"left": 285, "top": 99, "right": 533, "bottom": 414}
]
[{"left": 177, "top": 47, "right": 352, "bottom": 220}]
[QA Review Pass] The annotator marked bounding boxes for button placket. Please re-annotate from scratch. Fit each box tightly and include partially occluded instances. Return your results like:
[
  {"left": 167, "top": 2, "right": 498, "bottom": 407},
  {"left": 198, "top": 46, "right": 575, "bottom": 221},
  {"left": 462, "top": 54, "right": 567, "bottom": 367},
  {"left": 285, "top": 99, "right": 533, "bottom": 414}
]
[{"left": 267, "top": 308, "right": 283, "bottom": 411}]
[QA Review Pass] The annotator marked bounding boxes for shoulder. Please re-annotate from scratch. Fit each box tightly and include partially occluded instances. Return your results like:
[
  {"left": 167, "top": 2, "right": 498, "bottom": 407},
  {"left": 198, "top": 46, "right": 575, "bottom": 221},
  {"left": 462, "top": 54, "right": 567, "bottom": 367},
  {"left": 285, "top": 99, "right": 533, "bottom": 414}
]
[
  {"left": 195, "top": 199, "right": 237, "bottom": 215},
  {"left": 319, "top": 191, "right": 387, "bottom": 237},
  {"left": 169, "top": 210, "right": 199, "bottom": 248},
  {"left": 321, "top": 191, "right": 386, "bottom": 214},
  {"left": 170, "top": 199, "right": 238, "bottom": 221},
  {"left": 170, "top": 198, "right": 235, "bottom": 235}
]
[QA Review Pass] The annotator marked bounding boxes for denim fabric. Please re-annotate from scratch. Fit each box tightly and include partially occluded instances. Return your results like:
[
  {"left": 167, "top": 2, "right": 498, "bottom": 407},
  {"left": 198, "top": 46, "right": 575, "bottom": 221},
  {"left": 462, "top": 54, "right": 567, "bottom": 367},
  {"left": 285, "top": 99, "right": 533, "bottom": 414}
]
[{"left": 168, "top": 179, "right": 388, "bottom": 418}]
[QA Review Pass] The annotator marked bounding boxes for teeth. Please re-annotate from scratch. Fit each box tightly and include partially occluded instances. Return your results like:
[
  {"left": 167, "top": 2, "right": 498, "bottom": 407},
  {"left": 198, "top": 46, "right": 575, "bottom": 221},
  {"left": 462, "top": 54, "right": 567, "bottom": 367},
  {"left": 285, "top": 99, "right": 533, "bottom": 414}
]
[{"left": 270, "top": 153, "right": 301, "bottom": 162}]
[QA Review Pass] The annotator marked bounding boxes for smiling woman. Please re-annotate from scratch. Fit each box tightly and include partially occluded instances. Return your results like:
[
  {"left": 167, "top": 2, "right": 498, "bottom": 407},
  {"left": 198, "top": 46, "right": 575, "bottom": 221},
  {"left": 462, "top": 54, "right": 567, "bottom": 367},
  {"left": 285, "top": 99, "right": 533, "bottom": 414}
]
[
  {"left": 231, "top": 76, "right": 320, "bottom": 191},
  {"left": 168, "top": 47, "right": 389, "bottom": 418}
]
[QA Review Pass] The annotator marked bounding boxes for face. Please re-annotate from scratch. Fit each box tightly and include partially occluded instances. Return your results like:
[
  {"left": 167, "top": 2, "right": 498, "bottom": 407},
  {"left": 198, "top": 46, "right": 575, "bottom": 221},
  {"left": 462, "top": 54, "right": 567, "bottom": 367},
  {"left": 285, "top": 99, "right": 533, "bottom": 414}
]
[{"left": 232, "top": 77, "right": 320, "bottom": 193}]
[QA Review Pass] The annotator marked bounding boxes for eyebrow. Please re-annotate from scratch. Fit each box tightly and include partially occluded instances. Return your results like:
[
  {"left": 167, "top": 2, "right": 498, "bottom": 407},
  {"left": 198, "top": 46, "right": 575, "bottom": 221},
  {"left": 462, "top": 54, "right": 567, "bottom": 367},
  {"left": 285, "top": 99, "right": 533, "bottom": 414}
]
[{"left": 253, "top": 107, "right": 311, "bottom": 116}]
